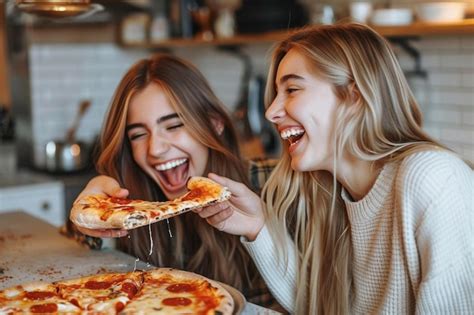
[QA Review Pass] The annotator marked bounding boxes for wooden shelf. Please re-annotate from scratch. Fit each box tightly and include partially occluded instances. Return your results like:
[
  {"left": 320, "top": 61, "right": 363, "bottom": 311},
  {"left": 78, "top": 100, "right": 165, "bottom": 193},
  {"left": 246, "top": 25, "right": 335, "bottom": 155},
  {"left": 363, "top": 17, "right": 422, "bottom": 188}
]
[
  {"left": 373, "top": 19, "right": 474, "bottom": 37},
  {"left": 119, "top": 19, "right": 474, "bottom": 49}
]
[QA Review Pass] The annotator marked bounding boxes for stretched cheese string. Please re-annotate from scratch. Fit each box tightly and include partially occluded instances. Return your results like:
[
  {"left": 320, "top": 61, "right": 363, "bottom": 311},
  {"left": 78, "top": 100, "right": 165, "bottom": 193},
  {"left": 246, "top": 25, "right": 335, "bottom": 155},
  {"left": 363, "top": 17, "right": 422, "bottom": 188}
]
[
  {"left": 148, "top": 223, "right": 154, "bottom": 257},
  {"left": 166, "top": 219, "right": 173, "bottom": 238},
  {"left": 133, "top": 257, "right": 139, "bottom": 272},
  {"left": 146, "top": 223, "right": 154, "bottom": 268},
  {"left": 129, "top": 233, "right": 140, "bottom": 272}
]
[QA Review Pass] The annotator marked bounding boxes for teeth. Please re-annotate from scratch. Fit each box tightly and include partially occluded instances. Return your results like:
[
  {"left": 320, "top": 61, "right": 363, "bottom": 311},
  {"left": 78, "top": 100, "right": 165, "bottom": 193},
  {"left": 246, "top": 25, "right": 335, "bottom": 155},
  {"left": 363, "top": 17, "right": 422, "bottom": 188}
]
[
  {"left": 155, "top": 158, "right": 187, "bottom": 171},
  {"left": 280, "top": 128, "right": 305, "bottom": 140}
]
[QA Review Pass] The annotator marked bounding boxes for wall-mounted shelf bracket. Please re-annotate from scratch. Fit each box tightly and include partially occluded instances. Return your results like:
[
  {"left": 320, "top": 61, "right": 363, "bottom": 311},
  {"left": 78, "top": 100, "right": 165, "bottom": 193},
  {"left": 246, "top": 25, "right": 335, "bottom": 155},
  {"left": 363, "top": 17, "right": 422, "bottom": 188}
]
[{"left": 389, "top": 36, "right": 427, "bottom": 78}]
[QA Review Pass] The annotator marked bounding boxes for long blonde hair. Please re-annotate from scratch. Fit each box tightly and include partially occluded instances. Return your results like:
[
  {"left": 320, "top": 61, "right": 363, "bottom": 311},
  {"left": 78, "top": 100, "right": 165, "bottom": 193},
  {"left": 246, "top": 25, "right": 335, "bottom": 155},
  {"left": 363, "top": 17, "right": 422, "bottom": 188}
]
[
  {"left": 262, "top": 23, "right": 445, "bottom": 314},
  {"left": 95, "top": 54, "right": 258, "bottom": 292}
]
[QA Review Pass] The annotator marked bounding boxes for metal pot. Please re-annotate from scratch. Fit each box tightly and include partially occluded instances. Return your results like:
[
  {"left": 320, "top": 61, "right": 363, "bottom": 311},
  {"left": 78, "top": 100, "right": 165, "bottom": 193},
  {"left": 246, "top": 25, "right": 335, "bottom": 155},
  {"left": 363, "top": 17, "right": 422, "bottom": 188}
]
[
  {"left": 43, "top": 99, "right": 92, "bottom": 172},
  {"left": 44, "top": 140, "right": 90, "bottom": 172}
]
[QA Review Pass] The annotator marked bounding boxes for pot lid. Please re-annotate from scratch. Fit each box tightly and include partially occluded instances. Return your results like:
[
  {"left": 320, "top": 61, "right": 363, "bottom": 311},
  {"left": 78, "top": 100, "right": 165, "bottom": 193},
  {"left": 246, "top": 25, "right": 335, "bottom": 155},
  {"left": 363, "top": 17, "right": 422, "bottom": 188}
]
[{"left": 16, "top": 0, "right": 103, "bottom": 18}]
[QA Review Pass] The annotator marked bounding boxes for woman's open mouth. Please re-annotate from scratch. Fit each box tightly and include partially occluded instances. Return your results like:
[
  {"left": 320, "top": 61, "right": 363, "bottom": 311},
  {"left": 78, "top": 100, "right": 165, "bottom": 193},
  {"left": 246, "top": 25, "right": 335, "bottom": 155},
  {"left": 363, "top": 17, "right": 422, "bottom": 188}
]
[
  {"left": 154, "top": 158, "right": 189, "bottom": 191},
  {"left": 281, "top": 127, "right": 305, "bottom": 146}
]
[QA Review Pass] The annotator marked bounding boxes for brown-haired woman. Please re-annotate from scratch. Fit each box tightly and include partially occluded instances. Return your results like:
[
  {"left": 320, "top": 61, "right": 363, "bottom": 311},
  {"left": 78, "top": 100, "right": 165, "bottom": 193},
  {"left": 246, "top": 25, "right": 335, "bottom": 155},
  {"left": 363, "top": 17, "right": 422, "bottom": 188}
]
[{"left": 72, "top": 53, "right": 281, "bottom": 310}]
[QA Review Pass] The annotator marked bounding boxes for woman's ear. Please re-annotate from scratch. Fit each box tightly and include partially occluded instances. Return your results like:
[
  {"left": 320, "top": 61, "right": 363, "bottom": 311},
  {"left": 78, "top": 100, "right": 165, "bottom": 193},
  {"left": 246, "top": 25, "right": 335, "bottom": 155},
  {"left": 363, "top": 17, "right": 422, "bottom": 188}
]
[
  {"left": 347, "top": 82, "right": 363, "bottom": 114},
  {"left": 211, "top": 118, "right": 225, "bottom": 135}
]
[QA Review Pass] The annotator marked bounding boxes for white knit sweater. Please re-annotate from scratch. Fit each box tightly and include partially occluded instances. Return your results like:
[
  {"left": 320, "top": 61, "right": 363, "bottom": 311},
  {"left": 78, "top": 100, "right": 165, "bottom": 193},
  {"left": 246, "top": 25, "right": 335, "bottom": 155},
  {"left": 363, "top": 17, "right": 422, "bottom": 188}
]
[{"left": 243, "top": 151, "right": 473, "bottom": 314}]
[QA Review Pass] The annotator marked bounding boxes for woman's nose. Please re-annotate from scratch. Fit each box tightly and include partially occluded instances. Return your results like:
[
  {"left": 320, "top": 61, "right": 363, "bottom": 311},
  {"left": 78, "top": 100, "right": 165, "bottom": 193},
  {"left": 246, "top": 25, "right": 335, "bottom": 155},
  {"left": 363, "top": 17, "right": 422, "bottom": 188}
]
[
  {"left": 148, "top": 134, "right": 170, "bottom": 156},
  {"left": 265, "top": 97, "right": 285, "bottom": 123}
]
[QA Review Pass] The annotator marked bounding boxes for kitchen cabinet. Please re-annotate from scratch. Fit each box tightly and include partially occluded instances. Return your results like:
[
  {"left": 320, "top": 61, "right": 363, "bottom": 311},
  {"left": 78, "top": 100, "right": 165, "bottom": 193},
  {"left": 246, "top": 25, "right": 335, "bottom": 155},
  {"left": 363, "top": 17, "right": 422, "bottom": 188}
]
[
  {"left": 0, "top": 180, "right": 65, "bottom": 227},
  {"left": 117, "top": 19, "right": 474, "bottom": 49}
]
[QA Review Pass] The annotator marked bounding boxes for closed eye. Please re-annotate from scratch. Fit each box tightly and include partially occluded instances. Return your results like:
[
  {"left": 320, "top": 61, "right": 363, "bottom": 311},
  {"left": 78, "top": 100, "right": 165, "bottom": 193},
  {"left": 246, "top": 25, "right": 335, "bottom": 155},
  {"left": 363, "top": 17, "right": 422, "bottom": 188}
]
[
  {"left": 129, "top": 132, "right": 146, "bottom": 141},
  {"left": 286, "top": 87, "right": 299, "bottom": 94},
  {"left": 167, "top": 123, "right": 184, "bottom": 131}
]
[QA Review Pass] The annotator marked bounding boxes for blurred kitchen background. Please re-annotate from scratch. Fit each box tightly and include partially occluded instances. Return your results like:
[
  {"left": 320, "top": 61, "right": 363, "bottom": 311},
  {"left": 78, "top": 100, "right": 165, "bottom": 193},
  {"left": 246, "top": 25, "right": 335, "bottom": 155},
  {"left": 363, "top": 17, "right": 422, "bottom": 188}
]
[{"left": 0, "top": 0, "right": 473, "bottom": 227}]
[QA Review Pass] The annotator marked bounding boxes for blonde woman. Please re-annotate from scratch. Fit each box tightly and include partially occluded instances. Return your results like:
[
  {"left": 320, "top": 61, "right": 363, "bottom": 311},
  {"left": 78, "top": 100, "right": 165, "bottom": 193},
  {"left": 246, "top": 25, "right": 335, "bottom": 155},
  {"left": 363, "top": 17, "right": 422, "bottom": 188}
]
[
  {"left": 198, "top": 23, "right": 473, "bottom": 314},
  {"left": 71, "top": 54, "right": 282, "bottom": 310}
]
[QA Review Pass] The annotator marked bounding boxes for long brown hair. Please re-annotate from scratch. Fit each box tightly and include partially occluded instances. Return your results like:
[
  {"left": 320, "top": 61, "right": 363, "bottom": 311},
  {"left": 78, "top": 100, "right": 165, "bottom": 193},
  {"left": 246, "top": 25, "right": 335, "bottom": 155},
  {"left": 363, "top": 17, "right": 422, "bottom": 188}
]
[
  {"left": 95, "top": 54, "right": 257, "bottom": 291},
  {"left": 263, "top": 23, "right": 445, "bottom": 314}
]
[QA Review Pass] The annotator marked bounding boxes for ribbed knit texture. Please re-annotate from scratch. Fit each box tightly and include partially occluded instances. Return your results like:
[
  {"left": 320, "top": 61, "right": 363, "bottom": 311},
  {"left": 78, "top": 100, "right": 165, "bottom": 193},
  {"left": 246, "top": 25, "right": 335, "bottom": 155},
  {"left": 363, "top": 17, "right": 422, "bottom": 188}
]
[
  {"left": 243, "top": 151, "right": 473, "bottom": 314},
  {"left": 241, "top": 225, "right": 297, "bottom": 312}
]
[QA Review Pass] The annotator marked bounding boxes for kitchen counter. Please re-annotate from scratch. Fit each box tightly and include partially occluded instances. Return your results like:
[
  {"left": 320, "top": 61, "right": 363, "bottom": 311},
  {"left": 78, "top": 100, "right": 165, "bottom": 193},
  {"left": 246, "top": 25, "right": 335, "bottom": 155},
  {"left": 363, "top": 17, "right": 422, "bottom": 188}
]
[
  {"left": 0, "top": 170, "right": 60, "bottom": 189},
  {"left": 0, "top": 211, "right": 280, "bottom": 314}
]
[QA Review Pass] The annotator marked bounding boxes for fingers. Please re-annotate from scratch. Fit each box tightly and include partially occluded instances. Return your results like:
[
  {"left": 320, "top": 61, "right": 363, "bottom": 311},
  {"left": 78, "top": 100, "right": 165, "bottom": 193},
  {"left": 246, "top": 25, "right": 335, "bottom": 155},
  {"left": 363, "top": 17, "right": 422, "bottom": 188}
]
[
  {"left": 76, "top": 226, "right": 128, "bottom": 238},
  {"left": 195, "top": 202, "right": 232, "bottom": 219},
  {"left": 208, "top": 173, "right": 253, "bottom": 197},
  {"left": 205, "top": 207, "right": 234, "bottom": 228},
  {"left": 75, "top": 176, "right": 129, "bottom": 203},
  {"left": 102, "top": 178, "right": 129, "bottom": 198}
]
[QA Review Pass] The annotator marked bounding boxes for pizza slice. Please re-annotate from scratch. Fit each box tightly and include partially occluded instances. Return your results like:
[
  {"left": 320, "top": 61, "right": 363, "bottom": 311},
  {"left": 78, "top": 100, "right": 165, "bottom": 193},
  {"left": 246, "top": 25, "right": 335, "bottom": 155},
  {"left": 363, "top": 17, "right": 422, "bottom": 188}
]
[
  {"left": 121, "top": 268, "right": 234, "bottom": 315},
  {"left": 0, "top": 281, "right": 81, "bottom": 314},
  {"left": 55, "top": 271, "right": 143, "bottom": 314},
  {"left": 70, "top": 176, "right": 231, "bottom": 230}
]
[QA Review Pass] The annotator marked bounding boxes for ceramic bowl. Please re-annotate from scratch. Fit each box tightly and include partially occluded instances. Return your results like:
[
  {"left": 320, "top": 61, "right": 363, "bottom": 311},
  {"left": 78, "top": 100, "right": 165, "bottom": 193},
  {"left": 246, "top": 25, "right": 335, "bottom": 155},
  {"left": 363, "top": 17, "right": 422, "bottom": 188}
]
[
  {"left": 371, "top": 8, "right": 413, "bottom": 26},
  {"left": 415, "top": 2, "right": 466, "bottom": 23}
]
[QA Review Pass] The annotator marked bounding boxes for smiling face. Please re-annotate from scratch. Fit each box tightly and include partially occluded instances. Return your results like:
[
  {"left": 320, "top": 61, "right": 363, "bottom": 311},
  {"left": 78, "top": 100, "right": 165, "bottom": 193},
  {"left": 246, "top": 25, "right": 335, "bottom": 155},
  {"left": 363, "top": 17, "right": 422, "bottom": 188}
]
[
  {"left": 126, "top": 83, "right": 209, "bottom": 200},
  {"left": 265, "top": 48, "right": 339, "bottom": 172}
]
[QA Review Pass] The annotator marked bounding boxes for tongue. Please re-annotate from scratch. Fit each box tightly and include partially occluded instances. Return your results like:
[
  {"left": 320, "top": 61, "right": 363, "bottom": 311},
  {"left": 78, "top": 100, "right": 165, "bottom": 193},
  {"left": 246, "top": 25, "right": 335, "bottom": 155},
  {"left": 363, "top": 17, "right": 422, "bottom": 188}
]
[
  {"left": 289, "top": 133, "right": 304, "bottom": 145},
  {"left": 161, "top": 163, "right": 188, "bottom": 187}
]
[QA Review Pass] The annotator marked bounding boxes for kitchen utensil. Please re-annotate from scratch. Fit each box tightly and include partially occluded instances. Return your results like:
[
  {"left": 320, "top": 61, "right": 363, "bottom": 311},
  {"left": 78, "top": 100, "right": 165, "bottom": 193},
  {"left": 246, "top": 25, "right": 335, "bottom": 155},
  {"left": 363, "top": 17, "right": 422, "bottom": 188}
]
[
  {"left": 415, "top": 2, "right": 466, "bottom": 23},
  {"left": 66, "top": 99, "right": 91, "bottom": 143}
]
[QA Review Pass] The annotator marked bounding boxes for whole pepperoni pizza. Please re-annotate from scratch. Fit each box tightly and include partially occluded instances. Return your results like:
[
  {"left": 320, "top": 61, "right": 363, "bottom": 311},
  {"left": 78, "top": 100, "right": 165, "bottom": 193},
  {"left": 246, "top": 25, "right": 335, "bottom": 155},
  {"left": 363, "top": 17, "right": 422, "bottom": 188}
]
[{"left": 0, "top": 268, "right": 234, "bottom": 314}]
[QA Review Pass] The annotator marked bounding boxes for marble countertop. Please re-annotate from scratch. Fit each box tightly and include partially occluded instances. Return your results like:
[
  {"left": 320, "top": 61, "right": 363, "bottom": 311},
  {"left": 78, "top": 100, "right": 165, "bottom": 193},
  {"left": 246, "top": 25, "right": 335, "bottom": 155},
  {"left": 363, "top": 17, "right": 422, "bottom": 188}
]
[
  {"left": 0, "top": 170, "right": 60, "bottom": 189},
  {"left": 0, "top": 211, "right": 280, "bottom": 314}
]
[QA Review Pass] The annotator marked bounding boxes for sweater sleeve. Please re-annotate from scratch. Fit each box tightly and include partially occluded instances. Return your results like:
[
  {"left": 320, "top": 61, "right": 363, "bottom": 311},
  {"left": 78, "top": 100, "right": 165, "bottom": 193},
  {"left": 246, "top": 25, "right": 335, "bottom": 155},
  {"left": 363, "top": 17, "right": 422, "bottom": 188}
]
[
  {"left": 241, "top": 225, "right": 297, "bottom": 313},
  {"left": 400, "top": 153, "right": 474, "bottom": 314}
]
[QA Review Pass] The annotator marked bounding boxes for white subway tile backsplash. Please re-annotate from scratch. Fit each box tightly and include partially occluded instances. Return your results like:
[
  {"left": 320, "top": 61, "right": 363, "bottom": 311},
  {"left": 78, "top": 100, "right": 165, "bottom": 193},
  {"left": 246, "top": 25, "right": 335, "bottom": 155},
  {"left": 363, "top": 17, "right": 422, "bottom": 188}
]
[
  {"left": 430, "top": 89, "right": 474, "bottom": 107},
  {"left": 27, "top": 36, "right": 474, "bottom": 164},
  {"left": 440, "top": 54, "right": 474, "bottom": 70},
  {"left": 420, "top": 53, "right": 441, "bottom": 69},
  {"left": 428, "top": 71, "right": 462, "bottom": 88},
  {"left": 424, "top": 124, "right": 442, "bottom": 140},
  {"left": 461, "top": 73, "right": 474, "bottom": 87},
  {"left": 460, "top": 36, "right": 474, "bottom": 51},
  {"left": 461, "top": 147, "right": 474, "bottom": 163},
  {"left": 440, "top": 128, "right": 474, "bottom": 145},
  {"left": 461, "top": 110, "right": 474, "bottom": 126},
  {"left": 27, "top": 43, "right": 148, "bottom": 169},
  {"left": 419, "top": 38, "right": 461, "bottom": 51},
  {"left": 426, "top": 108, "right": 462, "bottom": 124}
]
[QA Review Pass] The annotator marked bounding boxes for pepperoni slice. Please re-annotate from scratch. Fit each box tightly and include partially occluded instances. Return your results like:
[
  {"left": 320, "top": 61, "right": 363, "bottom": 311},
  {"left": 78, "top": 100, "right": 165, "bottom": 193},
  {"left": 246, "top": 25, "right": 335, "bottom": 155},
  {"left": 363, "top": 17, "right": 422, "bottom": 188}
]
[
  {"left": 162, "top": 297, "right": 192, "bottom": 306},
  {"left": 109, "top": 197, "right": 132, "bottom": 205},
  {"left": 166, "top": 283, "right": 197, "bottom": 293},
  {"left": 30, "top": 303, "right": 58, "bottom": 313},
  {"left": 115, "top": 301, "right": 125, "bottom": 312},
  {"left": 24, "top": 291, "right": 56, "bottom": 300},
  {"left": 85, "top": 280, "right": 112, "bottom": 290},
  {"left": 181, "top": 187, "right": 208, "bottom": 201},
  {"left": 121, "top": 282, "right": 138, "bottom": 299}
]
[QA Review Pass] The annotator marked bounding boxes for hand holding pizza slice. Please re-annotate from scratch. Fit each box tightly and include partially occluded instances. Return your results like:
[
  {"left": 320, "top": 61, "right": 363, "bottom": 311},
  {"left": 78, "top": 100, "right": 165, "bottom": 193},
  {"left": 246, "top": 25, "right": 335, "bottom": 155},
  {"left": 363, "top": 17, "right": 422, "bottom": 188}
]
[{"left": 70, "top": 176, "right": 231, "bottom": 231}]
